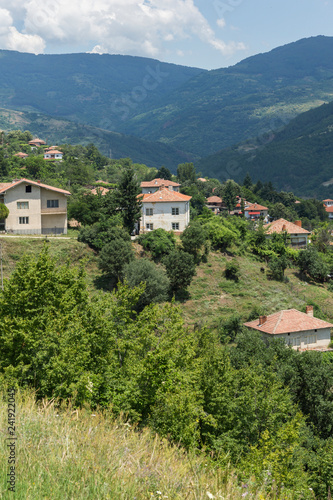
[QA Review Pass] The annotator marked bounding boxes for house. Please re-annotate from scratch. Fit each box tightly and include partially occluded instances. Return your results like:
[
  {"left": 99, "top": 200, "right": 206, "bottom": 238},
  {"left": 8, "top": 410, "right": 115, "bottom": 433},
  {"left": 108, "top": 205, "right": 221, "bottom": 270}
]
[
  {"left": 0, "top": 178, "right": 71, "bottom": 234},
  {"left": 90, "top": 186, "right": 109, "bottom": 196},
  {"left": 244, "top": 306, "right": 333, "bottom": 351},
  {"left": 14, "top": 152, "right": 28, "bottom": 159},
  {"left": 43, "top": 149, "right": 63, "bottom": 161},
  {"left": 29, "top": 138, "right": 46, "bottom": 147},
  {"left": 263, "top": 218, "right": 310, "bottom": 248},
  {"left": 197, "top": 177, "right": 207, "bottom": 182},
  {"left": 244, "top": 202, "right": 269, "bottom": 220},
  {"left": 206, "top": 195, "right": 223, "bottom": 214},
  {"left": 139, "top": 186, "right": 191, "bottom": 233},
  {"left": 323, "top": 199, "right": 333, "bottom": 219},
  {"left": 141, "top": 178, "right": 180, "bottom": 194}
]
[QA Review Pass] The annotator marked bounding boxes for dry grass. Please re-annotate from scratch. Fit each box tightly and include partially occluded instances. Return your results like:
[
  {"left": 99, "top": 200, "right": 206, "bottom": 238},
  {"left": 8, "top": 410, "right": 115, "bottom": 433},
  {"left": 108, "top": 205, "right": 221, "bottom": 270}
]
[{"left": 0, "top": 389, "right": 290, "bottom": 500}]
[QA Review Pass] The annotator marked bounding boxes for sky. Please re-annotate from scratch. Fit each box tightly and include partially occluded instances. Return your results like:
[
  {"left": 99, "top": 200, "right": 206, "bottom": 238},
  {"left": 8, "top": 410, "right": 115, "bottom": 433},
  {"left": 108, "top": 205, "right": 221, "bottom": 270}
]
[{"left": 0, "top": 0, "right": 332, "bottom": 70}]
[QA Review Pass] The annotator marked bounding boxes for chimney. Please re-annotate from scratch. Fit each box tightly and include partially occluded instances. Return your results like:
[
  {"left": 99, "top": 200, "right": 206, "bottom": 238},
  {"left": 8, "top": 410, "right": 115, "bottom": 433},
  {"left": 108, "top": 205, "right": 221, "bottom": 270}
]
[
  {"left": 259, "top": 315, "right": 267, "bottom": 326},
  {"left": 282, "top": 224, "right": 286, "bottom": 231},
  {"left": 306, "top": 306, "right": 313, "bottom": 317},
  {"left": 294, "top": 220, "right": 302, "bottom": 228},
  {"left": 37, "top": 180, "right": 41, "bottom": 184}
]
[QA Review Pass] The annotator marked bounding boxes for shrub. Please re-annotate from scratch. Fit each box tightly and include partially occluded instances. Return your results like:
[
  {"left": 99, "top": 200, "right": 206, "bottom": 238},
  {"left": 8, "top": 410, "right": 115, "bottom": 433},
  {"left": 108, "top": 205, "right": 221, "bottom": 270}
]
[
  {"left": 138, "top": 228, "right": 176, "bottom": 260},
  {"left": 78, "top": 218, "right": 129, "bottom": 252},
  {"left": 163, "top": 250, "right": 196, "bottom": 293},
  {"left": 98, "top": 238, "right": 134, "bottom": 281},
  {"left": 180, "top": 222, "right": 208, "bottom": 262},
  {"left": 224, "top": 260, "right": 241, "bottom": 282},
  {"left": 124, "top": 258, "right": 170, "bottom": 310}
]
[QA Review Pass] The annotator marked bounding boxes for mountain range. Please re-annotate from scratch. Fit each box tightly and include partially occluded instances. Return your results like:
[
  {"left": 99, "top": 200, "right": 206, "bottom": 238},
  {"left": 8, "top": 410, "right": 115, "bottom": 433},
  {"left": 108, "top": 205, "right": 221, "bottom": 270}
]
[{"left": 1, "top": 36, "right": 333, "bottom": 195}]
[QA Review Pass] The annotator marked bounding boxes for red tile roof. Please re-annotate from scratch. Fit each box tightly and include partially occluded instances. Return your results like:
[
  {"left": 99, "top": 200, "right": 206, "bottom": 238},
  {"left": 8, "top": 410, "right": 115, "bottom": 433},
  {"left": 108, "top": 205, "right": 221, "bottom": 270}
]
[
  {"left": 245, "top": 203, "right": 268, "bottom": 211},
  {"left": 325, "top": 206, "right": 333, "bottom": 213},
  {"left": 264, "top": 218, "right": 310, "bottom": 235},
  {"left": 14, "top": 152, "right": 28, "bottom": 158},
  {"left": 141, "top": 178, "right": 180, "bottom": 188},
  {"left": 323, "top": 199, "right": 333, "bottom": 202},
  {"left": 29, "top": 138, "right": 46, "bottom": 145},
  {"left": 139, "top": 187, "right": 191, "bottom": 203},
  {"left": 244, "top": 309, "right": 333, "bottom": 335},
  {"left": 44, "top": 150, "right": 63, "bottom": 155},
  {"left": 206, "top": 196, "right": 222, "bottom": 203},
  {"left": 91, "top": 187, "right": 109, "bottom": 195},
  {"left": 0, "top": 178, "right": 71, "bottom": 195}
]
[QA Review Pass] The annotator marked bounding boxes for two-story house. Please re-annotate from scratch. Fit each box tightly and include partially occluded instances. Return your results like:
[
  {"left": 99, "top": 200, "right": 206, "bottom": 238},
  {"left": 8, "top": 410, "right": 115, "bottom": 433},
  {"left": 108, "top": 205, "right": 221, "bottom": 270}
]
[{"left": 0, "top": 178, "right": 71, "bottom": 234}]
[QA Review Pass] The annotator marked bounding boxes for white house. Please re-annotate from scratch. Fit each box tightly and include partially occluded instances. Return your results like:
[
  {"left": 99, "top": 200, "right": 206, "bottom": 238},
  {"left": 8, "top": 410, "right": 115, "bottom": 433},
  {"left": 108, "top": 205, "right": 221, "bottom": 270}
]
[
  {"left": 244, "top": 306, "right": 333, "bottom": 351},
  {"left": 244, "top": 202, "right": 269, "bottom": 220},
  {"left": 263, "top": 218, "right": 310, "bottom": 248},
  {"left": 0, "top": 178, "right": 71, "bottom": 234},
  {"left": 323, "top": 199, "right": 333, "bottom": 220},
  {"left": 44, "top": 149, "right": 63, "bottom": 161},
  {"left": 140, "top": 178, "right": 180, "bottom": 194},
  {"left": 139, "top": 186, "right": 191, "bottom": 233}
]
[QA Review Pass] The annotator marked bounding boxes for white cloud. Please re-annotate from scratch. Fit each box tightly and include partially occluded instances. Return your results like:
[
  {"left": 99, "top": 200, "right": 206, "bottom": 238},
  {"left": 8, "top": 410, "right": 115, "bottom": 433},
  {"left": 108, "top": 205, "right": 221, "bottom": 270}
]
[
  {"left": 0, "top": 0, "right": 245, "bottom": 60},
  {"left": 217, "top": 18, "right": 226, "bottom": 28},
  {"left": 0, "top": 7, "right": 44, "bottom": 53}
]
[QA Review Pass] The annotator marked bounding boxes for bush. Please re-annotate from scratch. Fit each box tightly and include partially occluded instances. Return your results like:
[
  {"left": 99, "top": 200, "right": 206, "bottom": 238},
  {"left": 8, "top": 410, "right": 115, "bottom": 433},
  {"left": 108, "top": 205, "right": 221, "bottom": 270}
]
[
  {"left": 268, "top": 254, "right": 289, "bottom": 281},
  {"left": 138, "top": 228, "right": 176, "bottom": 260},
  {"left": 180, "top": 222, "right": 208, "bottom": 263},
  {"left": 163, "top": 250, "right": 196, "bottom": 293},
  {"left": 78, "top": 218, "right": 129, "bottom": 252},
  {"left": 124, "top": 259, "right": 170, "bottom": 310},
  {"left": 98, "top": 238, "right": 134, "bottom": 281},
  {"left": 224, "top": 260, "right": 241, "bottom": 282}
]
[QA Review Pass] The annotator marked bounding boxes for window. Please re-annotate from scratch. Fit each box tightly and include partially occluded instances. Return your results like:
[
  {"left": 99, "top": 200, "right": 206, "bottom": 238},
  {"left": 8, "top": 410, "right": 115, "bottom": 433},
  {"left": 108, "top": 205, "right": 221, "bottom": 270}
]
[
  {"left": 172, "top": 223, "right": 179, "bottom": 230},
  {"left": 146, "top": 208, "right": 153, "bottom": 216},
  {"left": 25, "top": 185, "right": 31, "bottom": 193},
  {"left": 47, "top": 200, "right": 59, "bottom": 208},
  {"left": 172, "top": 207, "right": 179, "bottom": 216},
  {"left": 17, "top": 201, "right": 29, "bottom": 209},
  {"left": 19, "top": 217, "right": 29, "bottom": 224},
  {"left": 146, "top": 223, "right": 153, "bottom": 231}
]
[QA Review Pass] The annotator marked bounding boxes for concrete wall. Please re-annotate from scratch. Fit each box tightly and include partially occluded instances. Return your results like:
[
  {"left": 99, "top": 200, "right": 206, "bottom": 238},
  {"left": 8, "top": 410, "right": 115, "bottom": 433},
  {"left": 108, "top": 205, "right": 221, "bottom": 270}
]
[
  {"left": 4, "top": 182, "right": 42, "bottom": 234},
  {"left": 4, "top": 182, "right": 68, "bottom": 234},
  {"left": 263, "top": 327, "right": 331, "bottom": 350},
  {"left": 140, "top": 201, "right": 190, "bottom": 232}
]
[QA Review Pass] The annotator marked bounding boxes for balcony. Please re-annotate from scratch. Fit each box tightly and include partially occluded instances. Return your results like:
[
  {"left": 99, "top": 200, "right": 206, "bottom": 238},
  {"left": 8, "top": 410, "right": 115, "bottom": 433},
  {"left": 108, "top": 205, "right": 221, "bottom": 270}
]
[{"left": 41, "top": 207, "right": 67, "bottom": 215}]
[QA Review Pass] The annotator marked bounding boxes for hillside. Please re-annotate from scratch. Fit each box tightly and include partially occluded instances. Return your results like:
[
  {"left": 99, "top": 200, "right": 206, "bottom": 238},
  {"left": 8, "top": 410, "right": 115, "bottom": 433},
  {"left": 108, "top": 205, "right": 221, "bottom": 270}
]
[
  {"left": 122, "top": 36, "right": 333, "bottom": 156},
  {"left": 0, "top": 50, "right": 204, "bottom": 131},
  {"left": 0, "top": 108, "right": 194, "bottom": 169},
  {"left": 196, "top": 99, "right": 333, "bottom": 198}
]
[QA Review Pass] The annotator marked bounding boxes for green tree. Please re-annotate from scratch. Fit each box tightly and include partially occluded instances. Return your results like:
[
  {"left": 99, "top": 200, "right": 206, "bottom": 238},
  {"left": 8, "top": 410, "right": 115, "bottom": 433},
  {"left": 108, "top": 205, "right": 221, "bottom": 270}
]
[
  {"left": 268, "top": 254, "right": 289, "bottom": 281},
  {"left": 138, "top": 228, "right": 176, "bottom": 260},
  {"left": 163, "top": 250, "right": 196, "bottom": 293},
  {"left": 124, "top": 258, "right": 170, "bottom": 310},
  {"left": 224, "top": 259, "right": 241, "bottom": 281},
  {"left": 113, "top": 166, "right": 142, "bottom": 233},
  {"left": 0, "top": 203, "right": 9, "bottom": 220},
  {"left": 156, "top": 166, "right": 172, "bottom": 180},
  {"left": 98, "top": 238, "right": 134, "bottom": 281},
  {"left": 177, "top": 162, "right": 196, "bottom": 184},
  {"left": 243, "top": 172, "right": 253, "bottom": 189},
  {"left": 180, "top": 221, "right": 208, "bottom": 263}
]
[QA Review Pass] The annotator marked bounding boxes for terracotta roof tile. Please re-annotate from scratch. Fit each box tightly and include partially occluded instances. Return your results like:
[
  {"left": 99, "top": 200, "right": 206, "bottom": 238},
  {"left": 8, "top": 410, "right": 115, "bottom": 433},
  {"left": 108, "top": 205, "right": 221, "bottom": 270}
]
[
  {"left": 0, "top": 178, "right": 71, "bottom": 195},
  {"left": 244, "top": 309, "right": 333, "bottom": 335},
  {"left": 207, "top": 196, "right": 222, "bottom": 203},
  {"left": 245, "top": 203, "right": 268, "bottom": 211},
  {"left": 139, "top": 187, "right": 191, "bottom": 202},
  {"left": 141, "top": 178, "right": 180, "bottom": 188},
  {"left": 264, "top": 218, "right": 310, "bottom": 234}
]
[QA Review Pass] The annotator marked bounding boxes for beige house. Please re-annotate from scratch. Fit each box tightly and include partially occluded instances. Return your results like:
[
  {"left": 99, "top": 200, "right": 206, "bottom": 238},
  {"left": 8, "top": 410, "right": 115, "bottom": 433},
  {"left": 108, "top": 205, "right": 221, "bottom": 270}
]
[
  {"left": 43, "top": 149, "right": 63, "bottom": 161},
  {"left": 244, "top": 202, "right": 269, "bottom": 219},
  {"left": 0, "top": 178, "right": 71, "bottom": 235},
  {"left": 264, "top": 218, "right": 310, "bottom": 248},
  {"left": 244, "top": 306, "right": 333, "bottom": 351},
  {"left": 139, "top": 186, "right": 191, "bottom": 233}
]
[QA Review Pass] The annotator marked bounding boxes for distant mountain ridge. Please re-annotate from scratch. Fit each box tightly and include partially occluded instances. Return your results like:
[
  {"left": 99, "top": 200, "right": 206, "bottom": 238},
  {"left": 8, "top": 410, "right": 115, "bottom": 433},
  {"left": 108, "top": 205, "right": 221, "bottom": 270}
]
[
  {"left": 1, "top": 36, "right": 333, "bottom": 183},
  {"left": 196, "top": 99, "right": 333, "bottom": 198}
]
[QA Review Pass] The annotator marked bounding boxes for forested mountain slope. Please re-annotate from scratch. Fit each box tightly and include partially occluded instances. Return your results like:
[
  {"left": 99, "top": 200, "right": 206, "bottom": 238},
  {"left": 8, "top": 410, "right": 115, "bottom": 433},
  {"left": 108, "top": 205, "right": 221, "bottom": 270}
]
[{"left": 197, "top": 99, "right": 333, "bottom": 198}]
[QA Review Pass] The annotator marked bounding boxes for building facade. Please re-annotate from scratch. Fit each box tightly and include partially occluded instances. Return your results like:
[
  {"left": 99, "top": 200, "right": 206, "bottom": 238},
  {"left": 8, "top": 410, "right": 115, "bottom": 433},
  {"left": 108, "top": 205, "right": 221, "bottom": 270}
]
[
  {"left": 0, "top": 178, "right": 71, "bottom": 234},
  {"left": 140, "top": 186, "right": 191, "bottom": 233}
]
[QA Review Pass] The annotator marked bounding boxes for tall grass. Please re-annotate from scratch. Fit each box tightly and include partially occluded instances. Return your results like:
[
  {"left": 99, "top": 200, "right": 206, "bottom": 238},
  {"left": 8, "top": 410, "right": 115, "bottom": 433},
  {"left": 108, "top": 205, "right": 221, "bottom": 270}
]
[{"left": 0, "top": 389, "right": 297, "bottom": 500}]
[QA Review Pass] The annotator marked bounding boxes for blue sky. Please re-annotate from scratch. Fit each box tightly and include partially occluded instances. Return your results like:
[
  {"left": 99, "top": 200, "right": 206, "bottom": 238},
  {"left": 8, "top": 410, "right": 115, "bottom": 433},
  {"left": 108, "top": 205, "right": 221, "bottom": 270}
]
[{"left": 0, "top": 0, "right": 332, "bottom": 69}]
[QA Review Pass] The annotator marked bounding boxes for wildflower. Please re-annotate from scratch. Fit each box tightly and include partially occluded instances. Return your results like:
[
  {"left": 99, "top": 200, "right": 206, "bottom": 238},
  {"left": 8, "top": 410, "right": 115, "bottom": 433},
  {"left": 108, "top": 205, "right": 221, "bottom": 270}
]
[
  {"left": 156, "top": 492, "right": 162, "bottom": 496},
  {"left": 206, "top": 492, "right": 215, "bottom": 499}
]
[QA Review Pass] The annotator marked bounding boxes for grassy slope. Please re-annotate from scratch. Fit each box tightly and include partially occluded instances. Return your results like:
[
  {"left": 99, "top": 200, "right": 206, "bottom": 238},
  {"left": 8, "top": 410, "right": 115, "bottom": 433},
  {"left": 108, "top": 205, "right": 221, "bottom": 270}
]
[
  {"left": 181, "top": 251, "right": 333, "bottom": 331},
  {"left": 0, "top": 389, "right": 294, "bottom": 499},
  {"left": 2, "top": 235, "right": 333, "bottom": 331}
]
